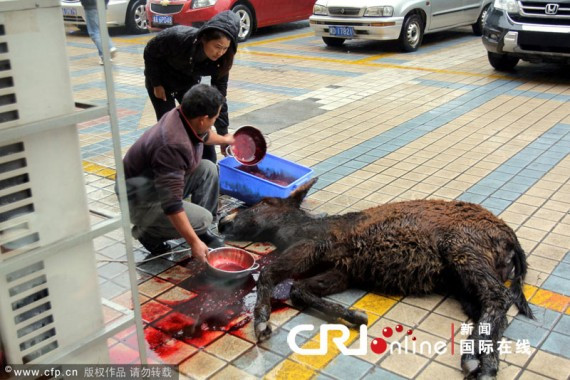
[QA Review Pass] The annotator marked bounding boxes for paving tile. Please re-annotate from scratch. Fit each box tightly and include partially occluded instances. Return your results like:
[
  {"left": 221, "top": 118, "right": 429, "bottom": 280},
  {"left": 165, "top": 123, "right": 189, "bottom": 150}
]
[
  {"left": 503, "top": 319, "right": 548, "bottom": 347},
  {"left": 542, "top": 273, "right": 570, "bottom": 297},
  {"left": 246, "top": 242, "right": 277, "bottom": 255},
  {"left": 138, "top": 277, "right": 175, "bottom": 298},
  {"left": 209, "top": 365, "right": 257, "bottom": 380},
  {"left": 205, "top": 333, "right": 253, "bottom": 361},
  {"left": 178, "top": 351, "right": 225, "bottom": 380},
  {"left": 232, "top": 346, "right": 283, "bottom": 377},
  {"left": 526, "top": 350, "right": 570, "bottom": 380},
  {"left": 540, "top": 331, "right": 570, "bottom": 359},
  {"left": 418, "top": 313, "right": 461, "bottom": 339},
  {"left": 553, "top": 314, "right": 570, "bottom": 335},
  {"left": 530, "top": 289, "right": 569, "bottom": 312},
  {"left": 360, "top": 367, "right": 406, "bottom": 380},
  {"left": 98, "top": 262, "right": 129, "bottom": 279},
  {"left": 401, "top": 294, "right": 444, "bottom": 311},
  {"left": 321, "top": 354, "right": 374, "bottom": 379},
  {"left": 157, "top": 265, "right": 195, "bottom": 284},
  {"left": 140, "top": 301, "right": 172, "bottom": 324},
  {"left": 353, "top": 294, "right": 398, "bottom": 317},
  {"left": 265, "top": 359, "right": 315, "bottom": 380},
  {"left": 416, "top": 361, "right": 462, "bottom": 379},
  {"left": 137, "top": 258, "right": 176, "bottom": 276},
  {"left": 155, "top": 286, "right": 197, "bottom": 307},
  {"left": 100, "top": 280, "right": 127, "bottom": 299},
  {"left": 384, "top": 302, "right": 430, "bottom": 327},
  {"left": 108, "top": 342, "right": 140, "bottom": 364},
  {"left": 258, "top": 327, "right": 308, "bottom": 357},
  {"left": 282, "top": 311, "right": 328, "bottom": 339},
  {"left": 380, "top": 350, "right": 429, "bottom": 378}
]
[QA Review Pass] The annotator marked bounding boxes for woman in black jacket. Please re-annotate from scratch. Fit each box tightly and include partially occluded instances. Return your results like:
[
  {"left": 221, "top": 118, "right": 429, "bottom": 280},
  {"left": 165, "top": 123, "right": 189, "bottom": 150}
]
[{"left": 144, "top": 11, "right": 240, "bottom": 162}]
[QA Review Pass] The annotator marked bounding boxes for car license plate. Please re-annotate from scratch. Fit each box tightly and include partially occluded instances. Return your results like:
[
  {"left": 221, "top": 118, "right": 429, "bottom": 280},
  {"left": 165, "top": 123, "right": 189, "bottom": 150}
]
[
  {"left": 329, "top": 26, "right": 354, "bottom": 37},
  {"left": 153, "top": 15, "right": 173, "bottom": 26},
  {"left": 62, "top": 7, "right": 77, "bottom": 16}
]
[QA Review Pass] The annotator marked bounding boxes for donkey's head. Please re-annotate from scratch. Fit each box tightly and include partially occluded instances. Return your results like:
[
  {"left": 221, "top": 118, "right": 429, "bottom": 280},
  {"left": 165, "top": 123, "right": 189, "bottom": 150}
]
[{"left": 218, "top": 178, "right": 318, "bottom": 243}]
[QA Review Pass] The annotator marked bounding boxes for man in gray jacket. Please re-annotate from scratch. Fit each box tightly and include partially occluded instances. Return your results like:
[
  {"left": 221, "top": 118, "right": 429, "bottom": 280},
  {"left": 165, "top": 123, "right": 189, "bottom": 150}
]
[{"left": 121, "top": 85, "right": 234, "bottom": 262}]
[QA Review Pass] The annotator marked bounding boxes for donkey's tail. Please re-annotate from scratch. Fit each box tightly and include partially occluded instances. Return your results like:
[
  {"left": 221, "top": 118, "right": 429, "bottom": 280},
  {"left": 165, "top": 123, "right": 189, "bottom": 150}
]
[{"left": 511, "top": 241, "right": 534, "bottom": 319}]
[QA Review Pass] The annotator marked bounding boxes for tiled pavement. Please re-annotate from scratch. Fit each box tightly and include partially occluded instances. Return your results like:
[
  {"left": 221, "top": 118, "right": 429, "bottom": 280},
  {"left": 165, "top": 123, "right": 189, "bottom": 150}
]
[{"left": 66, "top": 22, "right": 569, "bottom": 380}]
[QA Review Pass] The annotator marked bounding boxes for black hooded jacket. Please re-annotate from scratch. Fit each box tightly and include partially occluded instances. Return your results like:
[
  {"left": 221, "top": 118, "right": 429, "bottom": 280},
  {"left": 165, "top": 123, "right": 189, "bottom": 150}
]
[{"left": 144, "top": 11, "right": 240, "bottom": 135}]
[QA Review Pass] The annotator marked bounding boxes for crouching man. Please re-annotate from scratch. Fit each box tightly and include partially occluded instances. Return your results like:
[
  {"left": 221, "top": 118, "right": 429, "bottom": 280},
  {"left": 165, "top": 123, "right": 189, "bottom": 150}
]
[{"left": 120, "top": 84, "right": 234, "bottom": 262}]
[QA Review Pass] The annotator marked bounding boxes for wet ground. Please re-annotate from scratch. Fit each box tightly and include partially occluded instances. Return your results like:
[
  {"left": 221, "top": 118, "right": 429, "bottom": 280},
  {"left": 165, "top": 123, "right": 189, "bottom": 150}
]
[{"left": 66, "top": 21, "right": 569, "bottom": 380}]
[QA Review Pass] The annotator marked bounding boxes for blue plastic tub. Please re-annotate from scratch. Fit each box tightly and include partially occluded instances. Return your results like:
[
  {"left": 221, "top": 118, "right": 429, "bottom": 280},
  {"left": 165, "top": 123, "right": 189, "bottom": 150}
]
[{"left": 219, "top": 153, "right": 314, "bottom": 205}]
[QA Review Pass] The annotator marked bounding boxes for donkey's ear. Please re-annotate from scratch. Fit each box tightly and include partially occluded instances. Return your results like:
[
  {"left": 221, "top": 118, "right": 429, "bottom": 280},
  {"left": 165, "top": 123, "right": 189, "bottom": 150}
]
[{"left": 288, "top": 177, "right": 318, "bottom": 207}]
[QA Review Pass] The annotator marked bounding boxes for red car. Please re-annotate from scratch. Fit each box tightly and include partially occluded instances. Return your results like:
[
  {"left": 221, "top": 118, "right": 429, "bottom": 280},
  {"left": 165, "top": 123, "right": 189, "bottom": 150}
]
[{"left": 146, "top": 0, "right": 316, "bottom": 41}]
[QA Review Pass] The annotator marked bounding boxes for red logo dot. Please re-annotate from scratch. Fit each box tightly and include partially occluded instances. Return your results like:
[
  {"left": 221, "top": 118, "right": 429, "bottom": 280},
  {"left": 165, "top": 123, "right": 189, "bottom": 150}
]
[
  {"left": 407, "top": 329, "right": 413, "bottom": 335},
  {"left": 370, "top": 338, "right": 387, "bottom": 354},
  {"left": 395, "top": 324, "right": 403, "bottom": 332},
  {"left": 382, "top": 327, "right": 393, "bottom": 338},
  {"left": 412, "top": 337, "right": 417, "bottom": 341}
]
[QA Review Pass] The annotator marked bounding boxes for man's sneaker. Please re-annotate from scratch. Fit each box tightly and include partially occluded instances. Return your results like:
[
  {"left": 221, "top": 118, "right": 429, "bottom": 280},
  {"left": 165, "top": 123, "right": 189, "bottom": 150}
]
[
  {"left": 99, "top": 57, "right": 114, "bottom": 65},
  {"left": 198, "top": 230, "right": 225, "bottom": 249},
  {"left": 137, "top": 234, "right": 171, "bottom": 255},
  {"left": 110, "top": 47, "right": 118, "bottom": 59}
]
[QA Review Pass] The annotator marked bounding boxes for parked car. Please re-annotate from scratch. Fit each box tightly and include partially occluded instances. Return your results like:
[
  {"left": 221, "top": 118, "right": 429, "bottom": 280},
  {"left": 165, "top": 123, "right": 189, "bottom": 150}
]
[
  {"left": 145, "top": 0, "right": 316, "bottom": 41},
  {"left": 482, "top": 0, "right": 570, "bottom": 70},
  {"left": 61, "top": 0, "right": 148, "bottom": 34},
  {"left": 310, "top": 0, "right": 492, "bottom": 51}
]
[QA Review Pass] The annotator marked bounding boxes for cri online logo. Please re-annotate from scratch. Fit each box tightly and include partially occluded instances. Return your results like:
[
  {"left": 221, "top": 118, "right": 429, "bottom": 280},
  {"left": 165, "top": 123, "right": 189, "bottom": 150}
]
[
  {"left": 288, "top": 323, "right": 532, "bottom": 356},
  {"left": 287, "top": 323, "right": 449, "bottom": 356}
]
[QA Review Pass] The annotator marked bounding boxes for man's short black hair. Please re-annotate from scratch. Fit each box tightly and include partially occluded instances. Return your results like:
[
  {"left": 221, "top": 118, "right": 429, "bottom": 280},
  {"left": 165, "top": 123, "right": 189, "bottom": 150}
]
[{"left": 181, "top": 84, "right": 224, "bottom": 119}]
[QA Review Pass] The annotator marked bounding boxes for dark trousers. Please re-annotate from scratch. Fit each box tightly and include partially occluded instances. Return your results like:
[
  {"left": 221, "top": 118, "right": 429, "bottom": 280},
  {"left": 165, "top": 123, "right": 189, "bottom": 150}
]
[{"left": 146, "top": 79, "right": 217, "bottom": 163}]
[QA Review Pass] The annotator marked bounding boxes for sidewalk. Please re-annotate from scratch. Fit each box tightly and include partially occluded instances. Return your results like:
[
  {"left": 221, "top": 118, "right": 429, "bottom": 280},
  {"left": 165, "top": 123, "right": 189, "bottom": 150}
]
[{"left": 66, "top": 24, "right": 569, "bottom": 380}]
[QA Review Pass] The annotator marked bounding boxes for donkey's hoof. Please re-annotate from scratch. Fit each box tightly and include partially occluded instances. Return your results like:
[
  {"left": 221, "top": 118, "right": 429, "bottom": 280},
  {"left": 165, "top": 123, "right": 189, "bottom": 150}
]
[
  {"left": 254, "top": 321, "right": 272, "bottom": 341},
  {"left": 477, "top": 375, "right": 496, "bottom": 380},
  {"left": 461, "top": 358, "right": 480, "bottom": 377},
  {"left": 349, "top": 310, "right": 368, "bottom": 326}
]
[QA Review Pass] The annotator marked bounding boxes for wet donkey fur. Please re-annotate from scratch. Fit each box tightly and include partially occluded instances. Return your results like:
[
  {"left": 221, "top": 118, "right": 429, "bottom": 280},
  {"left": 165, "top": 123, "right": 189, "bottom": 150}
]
[{"left": 218, "top": 178, "right": 534, "bottom": 380}]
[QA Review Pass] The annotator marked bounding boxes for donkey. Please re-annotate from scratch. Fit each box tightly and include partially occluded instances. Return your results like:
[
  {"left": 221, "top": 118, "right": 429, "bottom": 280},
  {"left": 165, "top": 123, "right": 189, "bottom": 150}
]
[{"left": 218, "top": 178, "right": 534, "bottom": 380}]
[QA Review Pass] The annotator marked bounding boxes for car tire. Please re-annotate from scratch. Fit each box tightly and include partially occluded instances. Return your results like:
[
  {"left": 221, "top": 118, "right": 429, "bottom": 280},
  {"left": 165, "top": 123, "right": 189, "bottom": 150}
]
[
  {"left": 487, "top": 52, "right": 519, "bottom": 71},
  {"left": 399, "top": 14, "right": 423, "bottom": 52},
  {"left": 125, "top": 0, "right": 148, "bottom": 35},
  {"left": 77, "top": 25, "right": 88, "bottom": 33},
  {"left": 232, "top": 4, "right": 254, "bottom": 42},
  {"left": 472, "top": 5, "right": 489, "bottom": 36},
  {"left": 322, "top": 37, "right": 345, "bottom": 47}
]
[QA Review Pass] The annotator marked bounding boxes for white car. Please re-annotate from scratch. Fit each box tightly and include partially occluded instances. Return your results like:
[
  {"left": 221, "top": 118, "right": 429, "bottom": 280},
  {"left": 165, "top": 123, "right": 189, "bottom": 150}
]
[
  {"left": 61, "top": 0, "right": 148, "bottom": 34},
  {"left": 310, "top": 0, "right": 492, "bottom": 51}
]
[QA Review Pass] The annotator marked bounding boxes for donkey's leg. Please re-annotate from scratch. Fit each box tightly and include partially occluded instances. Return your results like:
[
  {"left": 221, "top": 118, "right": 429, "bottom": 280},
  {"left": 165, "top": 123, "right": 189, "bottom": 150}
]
[
  {"left": 254, "top": 239, "right": 322, "bottom": 341},
  {"left": 290, "top": 269, "right": 368, "bottom": 325},
  {"left": 454, "top": 255, "right": 512, "bottom": 380}
]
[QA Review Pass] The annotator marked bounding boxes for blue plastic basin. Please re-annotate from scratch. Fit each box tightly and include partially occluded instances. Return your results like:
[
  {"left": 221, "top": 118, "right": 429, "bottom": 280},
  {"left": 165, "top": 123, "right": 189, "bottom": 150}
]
[{"left": 219, "top": 153, "right": 314, "bottom": 205}]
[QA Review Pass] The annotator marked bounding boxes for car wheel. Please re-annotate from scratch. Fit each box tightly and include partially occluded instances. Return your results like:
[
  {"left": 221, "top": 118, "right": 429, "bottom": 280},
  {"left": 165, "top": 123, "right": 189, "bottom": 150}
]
[
  {"left": 322, "top": 37, "right": 345, "bottom": 47},
  {"left": 126, "top": 0, "right": 148, "bottom": 35},
  {"left": 232, "top": 4, "right": 254, "bottom": 42},
  {"left": 399, "top": 14, "right": 423, "bottom": 52},
  {"left": 77, "top": 25, "right": 88, "bottom": 33},
  {"left": 472, "top": 5, "right": 489, "bottom": 36},
  {"left": 487, "top": 52, "right": 519, "bottom": 71}
]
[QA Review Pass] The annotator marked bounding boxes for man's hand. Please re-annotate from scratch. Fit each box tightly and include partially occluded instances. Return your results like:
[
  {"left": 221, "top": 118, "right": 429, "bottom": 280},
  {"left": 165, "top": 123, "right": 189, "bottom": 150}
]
[
  {"left": 220, "top": 144, "right": 229, "bottom": 156},
  {"left": 190, "top": 239, "right": 209, "bottom": 263},
  {"left": 153, "top": 85, "right": 167, "bottom": 101}
]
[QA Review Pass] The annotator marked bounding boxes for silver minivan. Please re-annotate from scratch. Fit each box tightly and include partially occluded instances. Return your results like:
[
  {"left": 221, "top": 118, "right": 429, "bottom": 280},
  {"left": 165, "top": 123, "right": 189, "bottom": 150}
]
[{"left": 310, "top": 0, "right": 492, "bottom": 51}]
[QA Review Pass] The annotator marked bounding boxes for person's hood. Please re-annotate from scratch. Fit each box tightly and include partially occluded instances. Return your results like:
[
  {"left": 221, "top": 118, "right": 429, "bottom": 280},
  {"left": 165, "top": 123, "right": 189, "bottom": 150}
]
[{"left": 197, "top": 11, "right": 240, "bottom": 53}]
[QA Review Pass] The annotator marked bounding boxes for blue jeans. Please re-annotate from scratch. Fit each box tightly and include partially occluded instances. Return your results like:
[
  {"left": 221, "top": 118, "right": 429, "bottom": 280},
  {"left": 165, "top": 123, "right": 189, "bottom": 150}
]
[{"left": 83, "top": 7, "right": 114, "bottom": 57}]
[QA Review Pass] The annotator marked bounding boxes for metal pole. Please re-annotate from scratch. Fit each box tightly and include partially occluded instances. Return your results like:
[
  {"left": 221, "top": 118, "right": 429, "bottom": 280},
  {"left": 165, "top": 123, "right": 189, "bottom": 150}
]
[{"left": 96, "top": 0, "right": 148, "bottom": 364}]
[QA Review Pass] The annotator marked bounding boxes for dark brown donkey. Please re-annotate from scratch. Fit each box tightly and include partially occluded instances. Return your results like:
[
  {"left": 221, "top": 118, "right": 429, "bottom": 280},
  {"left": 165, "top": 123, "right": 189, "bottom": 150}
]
[{"left": 218, "top": 178, "right": 534, "bottom": 380}]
